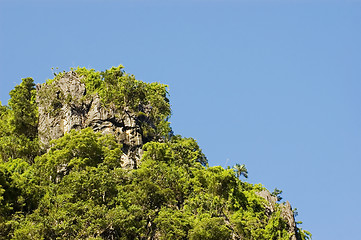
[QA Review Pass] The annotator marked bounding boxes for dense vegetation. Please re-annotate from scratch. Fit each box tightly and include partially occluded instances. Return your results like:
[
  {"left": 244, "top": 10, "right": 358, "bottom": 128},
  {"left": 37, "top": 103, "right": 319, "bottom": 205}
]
[
  {"left": 40, "top": 65, "right": 171, "bottom": 142},
  {"left": 0, "top": 67, "right": 311, "bottom": 240}
]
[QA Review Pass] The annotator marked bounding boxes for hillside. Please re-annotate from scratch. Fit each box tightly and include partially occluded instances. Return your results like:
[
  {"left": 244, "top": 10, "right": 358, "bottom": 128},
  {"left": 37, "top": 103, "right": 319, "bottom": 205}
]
[{"left": 0, "top": 66, "right": 311, "bottom": 240}]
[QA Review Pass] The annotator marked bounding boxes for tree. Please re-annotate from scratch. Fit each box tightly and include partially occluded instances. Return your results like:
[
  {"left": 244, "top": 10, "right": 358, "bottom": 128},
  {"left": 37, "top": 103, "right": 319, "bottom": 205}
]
[
  {"left": 188, "top": 215, "right": 232, "bottom": 240},
  {"left": 271, "top": 188, "right": 283, "bottom": 202},
  {"left": 0, "top": 79, "right": 39, "bottom": 162},
  {"left": 233, "top": 163, "right": 248, "bottom": 179},
  {"left": 8, "top": 78, "right": 38, "bottom": 140}
]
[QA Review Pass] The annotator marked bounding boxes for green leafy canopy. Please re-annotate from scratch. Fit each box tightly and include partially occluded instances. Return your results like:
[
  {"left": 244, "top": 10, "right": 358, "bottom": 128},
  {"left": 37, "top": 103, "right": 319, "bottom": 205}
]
[{"left": 0, "top": 66, "right": 310, "bottom": 240}]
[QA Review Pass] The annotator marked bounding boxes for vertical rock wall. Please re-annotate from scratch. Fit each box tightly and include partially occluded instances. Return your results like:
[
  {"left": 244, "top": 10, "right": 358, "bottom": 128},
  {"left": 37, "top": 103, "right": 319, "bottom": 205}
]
[
  {"left": 256, "top": 190, "right": 298, "bottom": 240},
  {"left": 36, "top": 72, "right": 143, "bottom": 168}
]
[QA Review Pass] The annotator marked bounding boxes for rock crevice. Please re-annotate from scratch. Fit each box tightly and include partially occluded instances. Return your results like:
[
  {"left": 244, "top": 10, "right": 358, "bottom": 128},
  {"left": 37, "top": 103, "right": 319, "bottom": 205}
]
[{"left": 37, "top": 72, "right": 143, "bottom": 168}]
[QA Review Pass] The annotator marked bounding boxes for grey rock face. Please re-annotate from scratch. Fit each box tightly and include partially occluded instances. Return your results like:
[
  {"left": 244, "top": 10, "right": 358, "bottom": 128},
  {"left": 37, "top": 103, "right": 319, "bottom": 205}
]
[
  {"left": 256, "top": 190, "right": 298, "bottom": 240},
  {"left": 281, "top": 201, "right": 298, "bottom": 240},
  {"left": 36, "top": 72, "right": 143, "bottom": 168}
]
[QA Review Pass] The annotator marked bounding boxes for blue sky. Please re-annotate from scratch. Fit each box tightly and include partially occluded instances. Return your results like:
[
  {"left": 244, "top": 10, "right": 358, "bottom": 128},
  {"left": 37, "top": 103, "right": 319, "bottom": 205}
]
[{"left": 1, "top": 0, "right": 361, "bottom": 239}]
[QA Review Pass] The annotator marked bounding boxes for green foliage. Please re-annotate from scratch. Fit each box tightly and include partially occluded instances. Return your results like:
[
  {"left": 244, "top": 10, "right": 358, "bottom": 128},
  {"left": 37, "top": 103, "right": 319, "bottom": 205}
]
[
  {"left": 188, "top": 214, "right": 231, "bottom": 240},
  {"left": 7, "top": 129, "right": 126, "bottom": 239},
  {"left": 73, "top": 66, "right": 102, "bottom": 95},
  {"left": 0, "top": 127, "right": 309, "bottom": 240},
  {"left": 0, "top": 135, "right": 39, "bottom": 164},
  {"left": 142, "top": 135, "right": 207, "bottom": 167},
  {"left": 40, "top": 65, "right": 171, "bottom": 142},
  {"left": 233, "top": 163, "right": 248, "bottom": 179},
  {"left": 8, "top": 78, "right": 38, "bottom": 140},
  {"left": 272, "top": 188, "right": 283, "bottom": 202},
  {"left": 296, "top": 224, "right": 312, "bottom": 240},
  {"left": 154, "top": 208, "right": 192, "bottom": 239},
  {"left": 34, "top": 128, "right": 122, "bottom": 185},
  {"left": 264, "top": 211, "right": 291, "bottom": 240},
  {"left": 0, "top": 67, "right": 310, "bottom": 239},
  {"left": 73, "top": 65, "right": 171, "bottom": 141},
  {"left": 0, "top": 157, "right": 38, "bottom": 239},
  {"left": 0, "top": 102, "right": 10, "bottom": 138},
  {"left": 0, "top": 78, "right": 39, "bottom": 163}
]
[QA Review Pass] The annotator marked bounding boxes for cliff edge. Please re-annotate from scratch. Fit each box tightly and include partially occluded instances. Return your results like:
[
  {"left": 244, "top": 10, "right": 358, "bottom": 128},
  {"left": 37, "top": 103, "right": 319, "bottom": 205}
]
[{"left": 36, "top": 71, "right": 144, "bottom": 168}]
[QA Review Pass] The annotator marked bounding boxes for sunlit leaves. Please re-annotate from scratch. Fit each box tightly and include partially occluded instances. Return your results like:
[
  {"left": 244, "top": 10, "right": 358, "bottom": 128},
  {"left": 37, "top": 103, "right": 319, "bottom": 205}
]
[
  {"left": 0, "top": 66, "right": 309, "bottom": 239},
  {"left": 74, "top": 65, "right": 171, "bottom": 141},
  {"left": 189, "top": 214, "right": 231, "bottom": 240},
  {"left": 0, "top": 78, "right": 39, "bottom": 163},
  {"left": 8, "top": 78, "right": 38, "bottom": 140},
  {"left": 34, "top": 128, "right": 122, "bottom": 184}
]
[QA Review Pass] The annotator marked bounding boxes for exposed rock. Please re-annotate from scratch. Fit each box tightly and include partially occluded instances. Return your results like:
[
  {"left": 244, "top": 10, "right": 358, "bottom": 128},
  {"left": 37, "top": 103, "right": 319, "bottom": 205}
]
[
  {"left": 36, "top": 72, "right": 143, "bottom": 168},
  {"left": 281, "top": 201, "right": 298, "bottom": 240},
  {"left": 256, "top": 190, "right": 297, "bottom": 240},
  {"left": 36, "top": 71, "right": 301, "bottom": 239},
  {"left": 256, "top": 189, "right": 278, "bottom": 215}
]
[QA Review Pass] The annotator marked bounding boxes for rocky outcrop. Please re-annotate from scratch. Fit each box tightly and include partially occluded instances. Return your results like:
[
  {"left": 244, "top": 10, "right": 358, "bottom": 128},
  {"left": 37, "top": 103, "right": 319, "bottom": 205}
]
[
  {"left": 36, "top": 71, "right": 301, "bottom": 239},
  {"left": 281, "top": 201, "right": 298, "bottom": 240},
  {"left": 256, "top": 190, "right": 298, "bottom": 240},
  {"left": 36, "top": 71, "right": 143, "bottom": 168}
]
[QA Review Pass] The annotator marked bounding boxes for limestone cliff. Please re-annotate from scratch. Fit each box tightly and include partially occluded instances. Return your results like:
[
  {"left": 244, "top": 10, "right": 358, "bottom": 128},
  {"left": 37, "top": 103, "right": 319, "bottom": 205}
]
[
  {"left": 36, "top": 71, "right": 144, "bottom": 168},
  {"left": 256, "top": 190, "right": 298, "bottom": 240},
  {"left": 35, "top": 70, "right": 301, "bottom": 239}
]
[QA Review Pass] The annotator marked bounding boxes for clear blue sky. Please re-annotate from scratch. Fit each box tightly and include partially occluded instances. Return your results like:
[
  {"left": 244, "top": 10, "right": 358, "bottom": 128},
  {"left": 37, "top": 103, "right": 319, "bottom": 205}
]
[{"left": 1, "top": 0, "right": 360, "bottom": 239}]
